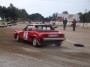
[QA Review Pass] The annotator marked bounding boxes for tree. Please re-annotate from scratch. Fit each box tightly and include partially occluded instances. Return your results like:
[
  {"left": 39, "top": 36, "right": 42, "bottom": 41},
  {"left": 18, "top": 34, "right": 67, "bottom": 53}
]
[
  {"left": 44, "top": 16, "right": 52, "bottom": 22},
  {"left": 77, "top": 10, "right": 90, "bottom": 27},
  {"left": 62, "top": 11, "right": 68, "bottom": 14},
  {"left": 28, "top": 13, "right": 44, "bottom": 21},
  {"left": 1, "top": 6, "right": 7, "bottom": 20},
  {"left": 86, "top": 11, "right": 90, "bottom": 22},
  {"left": 7, "top": 4, "right": 19, "bottom": 20},
  {"left": 0, "top": 6, "right": 2, "bottom": 16},
  {"left": 77, "top": 11, "right": 90, "bottom": 23},
  {"left": 77, "top": 12, "right": 83, "bottom": 22},
  {"left": 0, "top": 3, "right": 29, "bottom": 21},
  {"left": 52, "top": 13, "right": 58, "bottom": 21}
]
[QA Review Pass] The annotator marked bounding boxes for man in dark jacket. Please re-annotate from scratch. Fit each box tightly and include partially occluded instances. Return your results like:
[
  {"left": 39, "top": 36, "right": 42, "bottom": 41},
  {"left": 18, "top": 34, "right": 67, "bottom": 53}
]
[{"left": 63, "top": 18, "right": 68, "bottom": 30}]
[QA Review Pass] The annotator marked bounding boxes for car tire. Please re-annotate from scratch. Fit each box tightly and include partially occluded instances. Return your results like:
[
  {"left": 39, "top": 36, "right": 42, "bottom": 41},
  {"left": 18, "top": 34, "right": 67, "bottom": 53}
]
[
  {"left": 33, "top": 37, "right": 38, "bottom": 47},
  {"left": 16, "top": 35, "right": 21, "bottom": 42}
]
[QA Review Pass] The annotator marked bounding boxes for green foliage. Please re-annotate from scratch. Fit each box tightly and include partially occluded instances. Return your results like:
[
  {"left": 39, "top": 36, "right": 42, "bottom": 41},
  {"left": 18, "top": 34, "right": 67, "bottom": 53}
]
[
  {"left": 78, "top": 11, "right": 90, "bottom": 22},
  {"left": 52, "top": 13, "right": 58, "bottom": 21},
  {"left": 86, "top": 11, "right": 90, "bottom": 22},
  {"left": 0, "top": 4, "right": 44, "bottom": 22},
  {"left": 0, "top": 6, "right": 3, "bottom": 15},
  {"left": 62, "top": 11, "right": 68, "bottom": 14},
  {"left": 0, "top": 3, "right": 28, "bottom": 21},
  {"left": 44, "top": 16, "right": 52, "bottom": 22},
  {"left": 28, "top": 13, "right": 44, "bottom": 21}
]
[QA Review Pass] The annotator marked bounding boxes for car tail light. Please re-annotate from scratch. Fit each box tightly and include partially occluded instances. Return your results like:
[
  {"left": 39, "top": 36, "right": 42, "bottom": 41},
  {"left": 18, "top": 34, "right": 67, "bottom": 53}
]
[
  {"left": 43, "top": 34, "right": 48, "bottom": 38},
  {"left": 59, "top": 34, "right": 64, "bottom": 38}
]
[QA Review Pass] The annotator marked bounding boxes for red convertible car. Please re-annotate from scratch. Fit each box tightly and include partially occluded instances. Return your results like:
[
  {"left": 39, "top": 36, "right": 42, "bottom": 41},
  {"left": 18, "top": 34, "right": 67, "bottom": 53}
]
[{"left": 14, "top": 24, "right": 65, "bottom": 47}]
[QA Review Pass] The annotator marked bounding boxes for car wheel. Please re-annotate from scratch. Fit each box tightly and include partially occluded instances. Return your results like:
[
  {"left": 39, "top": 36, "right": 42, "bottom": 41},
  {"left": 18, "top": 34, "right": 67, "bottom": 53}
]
[
  {"left": 16, "top": 35, "right": 21, "bottom": 42},
  {"left": 33, "top": 37, "right": 38, "bottom": 47}
]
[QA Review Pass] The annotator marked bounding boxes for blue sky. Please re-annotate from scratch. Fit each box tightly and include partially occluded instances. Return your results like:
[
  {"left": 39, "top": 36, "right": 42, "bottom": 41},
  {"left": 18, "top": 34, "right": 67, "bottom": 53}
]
[{"left": 0, "top": 0, "right": 90, "bottom": 17}]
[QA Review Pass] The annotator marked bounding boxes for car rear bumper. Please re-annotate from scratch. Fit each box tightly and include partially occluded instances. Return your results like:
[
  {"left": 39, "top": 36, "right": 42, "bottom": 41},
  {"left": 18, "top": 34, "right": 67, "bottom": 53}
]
[
  {"left": 43, "top": 38, "right": 66, "bottom": 41},
  {"left": 39, "top": 38, "right": 65, "bottom": 45},
  {"left": 39, "top": 38, "right": 66, "bottom": 45}
]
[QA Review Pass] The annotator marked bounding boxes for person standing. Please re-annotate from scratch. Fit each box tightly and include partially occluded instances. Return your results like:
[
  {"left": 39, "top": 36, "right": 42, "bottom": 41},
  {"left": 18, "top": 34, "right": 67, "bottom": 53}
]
[
  {"left": 28, "top": 19, "right": 31, "bottom": 24},
  {"left": 72, "top": 19, "right": 77, "bottom": 31},
  {"left": 63, "top": 18, "right": 68, "bottom": 30}
]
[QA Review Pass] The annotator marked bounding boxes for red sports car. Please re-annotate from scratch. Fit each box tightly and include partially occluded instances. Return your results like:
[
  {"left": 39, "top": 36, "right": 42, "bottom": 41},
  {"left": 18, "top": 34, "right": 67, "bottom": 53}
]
[{"left": 14, "top": 24, "right": 66, "bottom": 47}]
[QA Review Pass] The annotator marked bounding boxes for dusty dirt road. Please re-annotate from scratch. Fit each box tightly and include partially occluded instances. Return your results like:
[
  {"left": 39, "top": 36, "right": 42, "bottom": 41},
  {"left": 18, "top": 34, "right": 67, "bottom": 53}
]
[{"left": 0, "top": 23, "right": 90, "bottom": 67}]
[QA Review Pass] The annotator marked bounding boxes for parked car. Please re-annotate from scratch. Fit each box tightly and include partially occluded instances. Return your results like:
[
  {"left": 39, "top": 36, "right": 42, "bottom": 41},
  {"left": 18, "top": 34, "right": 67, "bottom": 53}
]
[
  {"left": 14, "top": 24, "right": 66, "bottom": 47},
  {"left": 7, "top": 20, "right": 17, "bottom": 26},
  {"left": 0, "top": 23, "right": 7, "bottom": 27},
  {"left": 7, "top": 22, "right": 12, "bottom": 26}
]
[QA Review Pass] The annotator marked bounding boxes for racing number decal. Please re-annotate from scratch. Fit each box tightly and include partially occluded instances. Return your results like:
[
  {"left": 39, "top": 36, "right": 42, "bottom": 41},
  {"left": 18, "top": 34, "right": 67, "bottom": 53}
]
[{"left": 23, "top": 31, "right": 28, "bottom": 40}]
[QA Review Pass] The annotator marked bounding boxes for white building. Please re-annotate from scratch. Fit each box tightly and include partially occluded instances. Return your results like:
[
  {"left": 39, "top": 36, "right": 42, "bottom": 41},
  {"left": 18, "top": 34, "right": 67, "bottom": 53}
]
[
  {"left": 50, "top": 14, "right": 80, "bottom": 25},
  {"left": 57, "top": 14, "right": 79, "bottom": 22}
]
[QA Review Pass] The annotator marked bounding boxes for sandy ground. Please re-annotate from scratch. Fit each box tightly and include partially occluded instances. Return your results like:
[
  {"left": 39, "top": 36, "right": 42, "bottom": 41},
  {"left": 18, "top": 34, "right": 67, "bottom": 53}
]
[{"left": 0, "top": 23, "right": 90, "bottom": 67}]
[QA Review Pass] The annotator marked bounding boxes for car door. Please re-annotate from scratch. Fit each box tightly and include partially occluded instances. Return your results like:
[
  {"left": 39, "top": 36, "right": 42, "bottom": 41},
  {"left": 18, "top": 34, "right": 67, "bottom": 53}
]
[{"left": 23, "top": 25, "right": 33, "bottom": 41}]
